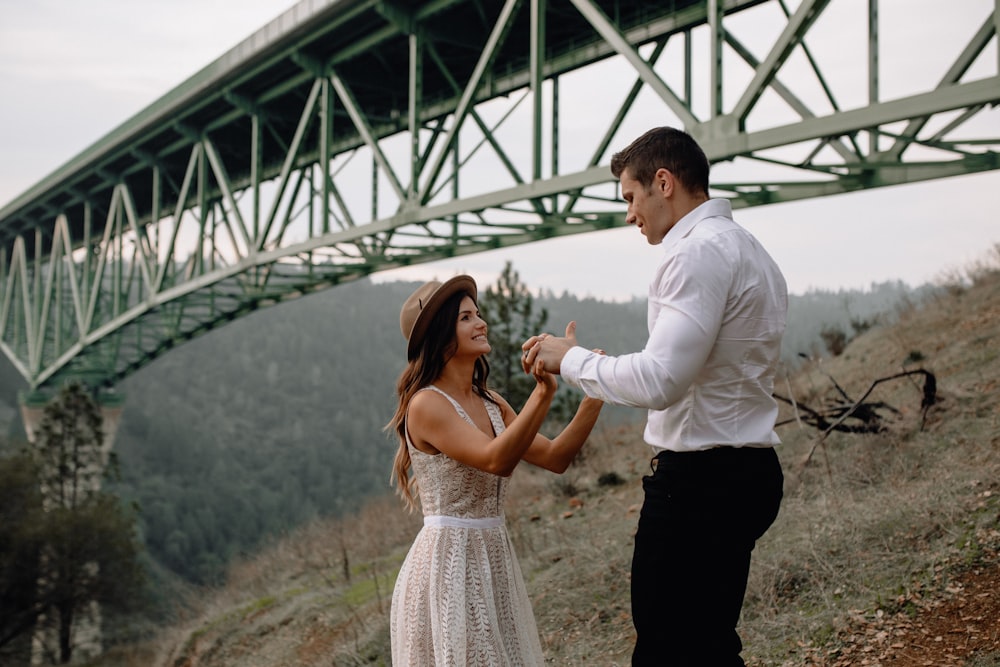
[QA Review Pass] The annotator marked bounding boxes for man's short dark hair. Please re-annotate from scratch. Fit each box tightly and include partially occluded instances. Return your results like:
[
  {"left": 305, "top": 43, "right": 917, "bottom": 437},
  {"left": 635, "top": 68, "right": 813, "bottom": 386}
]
[{"left": 610, "top": 127, "right": 710, "bottom": 196}]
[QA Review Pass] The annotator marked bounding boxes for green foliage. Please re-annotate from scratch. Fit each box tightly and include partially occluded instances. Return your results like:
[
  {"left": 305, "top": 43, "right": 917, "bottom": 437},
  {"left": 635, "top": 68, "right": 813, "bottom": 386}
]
[
  {"left": 0, "top": 384, "right": 146, "bottom": 664},
  {"left": 0, "top": 448, "right": 43, "bottom": 663},
  {"left": 37, "top": 495, "right": 146, "bottom": 662},
  {"left": 478, "top": 261, "right": 550, "bottom": 412},
  {"left": 239, "top": 595, "right": 277, "bottom": 617},
  {"left": 820, "top": 324, "right": 849, "bottom": 356},
  {"left": 479, "top": 262, "right": 629, "bottom": 428},
  {"left": 849, "top": 316, "right": 878, "bottom": 337}
]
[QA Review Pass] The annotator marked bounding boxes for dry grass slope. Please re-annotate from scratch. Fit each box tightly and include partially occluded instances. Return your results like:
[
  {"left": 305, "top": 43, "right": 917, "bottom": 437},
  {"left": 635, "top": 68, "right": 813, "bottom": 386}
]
[{"left": 94, "top": 263, "right": 1000, "bottom": 667}]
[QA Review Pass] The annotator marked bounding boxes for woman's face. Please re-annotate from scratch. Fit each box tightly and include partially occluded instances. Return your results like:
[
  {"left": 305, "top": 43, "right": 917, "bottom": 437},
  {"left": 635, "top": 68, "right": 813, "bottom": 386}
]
[{"left": 453, "top": 295, "right": 490, "bottom": 358}]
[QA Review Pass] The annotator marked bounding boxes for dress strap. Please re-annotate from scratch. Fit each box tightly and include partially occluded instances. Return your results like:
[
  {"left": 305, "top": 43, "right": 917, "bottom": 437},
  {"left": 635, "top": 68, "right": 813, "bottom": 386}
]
[
  {"left": 406, "top": 386, "right": 506, "bottom": 450},
  {"left": 425, "top": 385, "right": 506, "bottom": 435},
  {"left": 404, "top": 386, "right": 451, "bottom": 452},
  {"left": 423, "top": 385, "right": 465, "bottom": 416}
]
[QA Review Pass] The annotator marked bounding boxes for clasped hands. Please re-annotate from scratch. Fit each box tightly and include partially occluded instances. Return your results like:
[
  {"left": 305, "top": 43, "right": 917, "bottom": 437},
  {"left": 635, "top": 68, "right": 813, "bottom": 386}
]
[{"left": 521, "top": 321, "right": 602, "bottom": 375}]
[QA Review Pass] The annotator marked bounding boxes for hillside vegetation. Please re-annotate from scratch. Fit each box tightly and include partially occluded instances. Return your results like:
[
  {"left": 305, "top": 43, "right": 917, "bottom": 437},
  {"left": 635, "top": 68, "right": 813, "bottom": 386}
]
[
  {"left": 94, "top": 262, "right": 999, "bottom": 666},
  {"left": 0, "top": 276, "right": 924, "bottom": 592}
]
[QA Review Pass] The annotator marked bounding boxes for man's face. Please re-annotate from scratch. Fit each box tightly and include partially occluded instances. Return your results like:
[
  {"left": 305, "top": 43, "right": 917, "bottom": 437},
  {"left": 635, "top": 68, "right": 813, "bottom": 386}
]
[{"left": 619, "top": 167, "right": 671, "bottom": 245}]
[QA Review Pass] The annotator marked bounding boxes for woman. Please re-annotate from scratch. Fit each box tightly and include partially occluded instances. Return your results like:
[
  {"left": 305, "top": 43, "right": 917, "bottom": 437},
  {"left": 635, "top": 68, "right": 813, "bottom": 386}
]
[{"left": 387, "top": 275, "right": 603, "bottom": 666}]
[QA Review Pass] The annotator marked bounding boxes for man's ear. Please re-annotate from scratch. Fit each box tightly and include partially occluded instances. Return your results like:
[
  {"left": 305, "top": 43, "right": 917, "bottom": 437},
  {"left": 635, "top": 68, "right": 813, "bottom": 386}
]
[{"left": 654, "top": 167, "right": 673, "bottom": 197}]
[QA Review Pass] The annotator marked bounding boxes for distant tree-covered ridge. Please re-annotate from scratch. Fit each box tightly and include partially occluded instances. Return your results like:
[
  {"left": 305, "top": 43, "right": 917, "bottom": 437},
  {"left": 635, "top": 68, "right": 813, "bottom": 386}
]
[{"left": 0, "top": 275, "right": 935, "bottom": 588}]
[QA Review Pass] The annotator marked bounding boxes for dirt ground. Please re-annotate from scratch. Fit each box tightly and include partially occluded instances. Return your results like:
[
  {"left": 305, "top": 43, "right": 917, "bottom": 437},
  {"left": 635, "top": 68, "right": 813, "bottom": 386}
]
[{"left": 796, "top": 546, "right": 1000, "bottom": 666}]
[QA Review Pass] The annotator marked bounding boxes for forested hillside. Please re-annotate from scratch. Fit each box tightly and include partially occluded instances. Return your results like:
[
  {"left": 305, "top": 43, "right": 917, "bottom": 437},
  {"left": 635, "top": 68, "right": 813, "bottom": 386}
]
[{"left": 0, "top": 275, "right": 933, "bottom": 591}]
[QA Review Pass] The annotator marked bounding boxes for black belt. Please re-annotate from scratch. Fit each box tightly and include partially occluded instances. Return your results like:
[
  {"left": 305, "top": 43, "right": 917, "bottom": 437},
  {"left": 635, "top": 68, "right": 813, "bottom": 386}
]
[{"left": 650, "top": 446, "right": 773, "bottom": 471}]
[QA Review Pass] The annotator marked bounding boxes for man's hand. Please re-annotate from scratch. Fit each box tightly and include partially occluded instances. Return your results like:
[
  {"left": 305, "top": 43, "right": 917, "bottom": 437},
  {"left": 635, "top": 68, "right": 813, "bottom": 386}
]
[{"left": 521, "top": 321, "right": 579, "bottom": 375}]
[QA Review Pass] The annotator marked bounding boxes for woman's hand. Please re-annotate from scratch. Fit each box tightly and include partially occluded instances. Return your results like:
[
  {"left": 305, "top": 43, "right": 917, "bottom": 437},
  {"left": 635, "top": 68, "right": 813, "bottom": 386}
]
[
  {"left": 529, "top": 358, "right": 558, "bottom": 395},
  {"left": 521, "top": 322, "right": 579, "bottom": 375}
]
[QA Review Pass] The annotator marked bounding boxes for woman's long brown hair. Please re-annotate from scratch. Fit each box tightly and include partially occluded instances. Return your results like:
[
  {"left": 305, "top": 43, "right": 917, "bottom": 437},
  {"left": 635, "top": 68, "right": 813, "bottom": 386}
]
[{"left": 386, "top": 290, "right": 495, "bottom": 511}]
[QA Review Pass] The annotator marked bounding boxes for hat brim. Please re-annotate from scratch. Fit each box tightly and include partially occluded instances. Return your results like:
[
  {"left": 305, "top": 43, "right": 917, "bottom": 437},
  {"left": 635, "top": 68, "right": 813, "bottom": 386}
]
[{"left": 404, "top": 275, "right": 478, "bottom": 359}]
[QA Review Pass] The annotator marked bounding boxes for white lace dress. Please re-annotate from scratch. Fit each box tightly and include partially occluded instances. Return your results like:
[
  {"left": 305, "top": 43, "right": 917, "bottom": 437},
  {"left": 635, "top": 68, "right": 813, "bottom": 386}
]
[{"left": 390, "top": 386, "right": 544, "bottom": 666}]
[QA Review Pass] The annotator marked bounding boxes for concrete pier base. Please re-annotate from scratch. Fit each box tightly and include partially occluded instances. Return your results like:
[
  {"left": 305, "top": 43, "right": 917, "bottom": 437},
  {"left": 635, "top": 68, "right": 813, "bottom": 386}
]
[{"left": 19, "top": 388, "right": 124, "bottom": 666}]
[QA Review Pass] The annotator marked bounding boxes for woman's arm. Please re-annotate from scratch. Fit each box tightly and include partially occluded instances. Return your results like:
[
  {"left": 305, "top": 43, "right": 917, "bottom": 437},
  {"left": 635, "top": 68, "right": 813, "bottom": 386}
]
[
  {"left": 407, "top": 360, "right": 557, "bottom": 477},
  {"left": 501, "top": 346, "right": 607, "bottom": 474},
  {"left": 521, "top": 395, "right": 604, "bottom": 473}
]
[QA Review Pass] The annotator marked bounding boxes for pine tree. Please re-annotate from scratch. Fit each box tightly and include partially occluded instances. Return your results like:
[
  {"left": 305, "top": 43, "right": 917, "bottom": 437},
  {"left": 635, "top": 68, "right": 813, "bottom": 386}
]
[
  {"left": 479, "top": 262, "right": 550, "bottom": 411},
  {"left": 27, "top": 383, "right": 145, "bottom": 664},
  {"left": 478, "top": 262, "right": 576, "bottom": 426},
  {"left": 0, "top": 449, "right": 44, "bottom": 664}
]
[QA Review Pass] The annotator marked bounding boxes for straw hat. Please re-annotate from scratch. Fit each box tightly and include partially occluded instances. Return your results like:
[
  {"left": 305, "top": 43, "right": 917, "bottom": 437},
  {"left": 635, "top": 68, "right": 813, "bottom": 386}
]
[{"left": 399, "top": 275, "right": 478, "bottom": 359}]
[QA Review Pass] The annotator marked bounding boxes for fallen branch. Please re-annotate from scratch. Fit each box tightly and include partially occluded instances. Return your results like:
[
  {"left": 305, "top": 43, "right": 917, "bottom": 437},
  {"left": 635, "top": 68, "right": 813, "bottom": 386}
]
[{"left": 781, "top": 368, "right": 937, "bottom": 480}]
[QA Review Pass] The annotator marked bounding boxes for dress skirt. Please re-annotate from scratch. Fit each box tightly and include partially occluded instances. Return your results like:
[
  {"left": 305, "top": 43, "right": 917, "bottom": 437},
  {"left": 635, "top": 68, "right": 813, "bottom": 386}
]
[{"left": 390, "top": 517, "right": 544, "bottom": 666}]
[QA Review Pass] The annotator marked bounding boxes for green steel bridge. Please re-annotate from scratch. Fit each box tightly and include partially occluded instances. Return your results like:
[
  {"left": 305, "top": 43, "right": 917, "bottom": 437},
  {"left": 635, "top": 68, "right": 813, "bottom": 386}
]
[{"left": 1, "top": 0, "right": 998, "bottom": 398}]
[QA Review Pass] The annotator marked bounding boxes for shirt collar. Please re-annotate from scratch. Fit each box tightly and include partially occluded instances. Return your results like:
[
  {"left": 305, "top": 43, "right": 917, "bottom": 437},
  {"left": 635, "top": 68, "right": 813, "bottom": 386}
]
[{"left": 661, "top": 198, "right": 733, "bottom": 250}]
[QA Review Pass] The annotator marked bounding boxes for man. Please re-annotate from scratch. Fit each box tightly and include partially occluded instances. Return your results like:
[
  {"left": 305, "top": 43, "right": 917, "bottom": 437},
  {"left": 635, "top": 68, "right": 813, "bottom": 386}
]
[{"left": 521, "top": 126, "right": 787, "bottom": 666}]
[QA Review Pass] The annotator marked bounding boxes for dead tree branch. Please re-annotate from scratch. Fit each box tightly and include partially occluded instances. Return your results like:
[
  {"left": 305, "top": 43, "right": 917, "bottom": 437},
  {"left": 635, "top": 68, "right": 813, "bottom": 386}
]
[{"left": 780, "top": 368, "right": 937, "bottom": 479}]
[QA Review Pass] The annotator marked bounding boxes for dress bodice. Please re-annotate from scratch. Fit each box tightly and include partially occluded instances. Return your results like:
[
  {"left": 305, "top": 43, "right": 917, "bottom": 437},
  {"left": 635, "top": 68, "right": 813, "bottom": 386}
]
[{"left": 406, "top": 385, "right": 509, "bottom": 519}]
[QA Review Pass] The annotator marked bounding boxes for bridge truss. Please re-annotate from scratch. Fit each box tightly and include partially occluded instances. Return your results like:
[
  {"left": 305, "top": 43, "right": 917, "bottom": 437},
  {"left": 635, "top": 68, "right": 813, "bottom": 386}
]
[{"left": 0, "top": 0, "right": 998, "bottom": 391}]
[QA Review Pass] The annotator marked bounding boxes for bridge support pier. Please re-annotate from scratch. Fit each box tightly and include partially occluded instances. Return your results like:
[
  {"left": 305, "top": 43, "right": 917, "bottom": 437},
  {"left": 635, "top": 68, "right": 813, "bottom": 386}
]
[
  {"left": 19, "top": 390, "right": 124, "bottom": 457},
  {"left": 18, "top": 388, "right": 124, "bottom": 666}
]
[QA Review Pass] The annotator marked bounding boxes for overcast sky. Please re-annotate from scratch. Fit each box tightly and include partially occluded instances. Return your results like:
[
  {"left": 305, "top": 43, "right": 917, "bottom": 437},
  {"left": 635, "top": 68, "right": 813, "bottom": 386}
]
[{"left": 1, "top": 0, "right": 997, "bottom": 301}]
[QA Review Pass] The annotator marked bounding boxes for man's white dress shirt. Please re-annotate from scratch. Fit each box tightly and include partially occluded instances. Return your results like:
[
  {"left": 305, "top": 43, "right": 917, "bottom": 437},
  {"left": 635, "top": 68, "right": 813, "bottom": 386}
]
[{"left": 561, "top": 199, "right": 788, "bottom": 453}]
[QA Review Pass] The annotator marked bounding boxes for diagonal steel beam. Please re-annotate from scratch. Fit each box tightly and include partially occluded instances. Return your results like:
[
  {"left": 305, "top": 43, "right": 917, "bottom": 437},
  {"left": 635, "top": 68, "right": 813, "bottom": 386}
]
[
  {"left": 416, "top": 0, "right": 524, "bottom": 204},
  {"left": 731, "top": 0, "right": 832, "bottom": 123},
  {"left": 569, "top": 0, "right": 698, "bottom": 128}
]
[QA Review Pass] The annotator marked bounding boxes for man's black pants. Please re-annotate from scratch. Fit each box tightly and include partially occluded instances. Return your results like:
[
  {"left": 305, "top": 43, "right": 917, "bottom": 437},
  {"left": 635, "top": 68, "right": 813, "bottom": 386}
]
[{"left": 631, "top": 446, "right": 784, "bottom": 666}]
